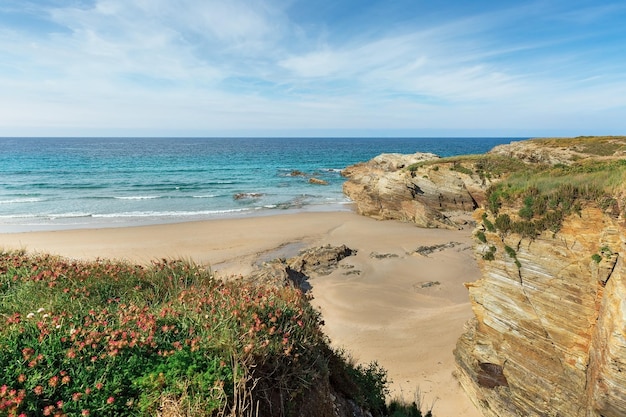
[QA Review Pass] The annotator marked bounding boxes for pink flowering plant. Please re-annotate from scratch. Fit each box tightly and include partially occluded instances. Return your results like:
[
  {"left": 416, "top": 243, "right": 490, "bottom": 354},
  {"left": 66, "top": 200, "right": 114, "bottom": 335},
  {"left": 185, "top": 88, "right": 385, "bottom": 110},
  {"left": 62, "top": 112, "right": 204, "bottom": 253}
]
[{"left": 0, "top": 251, "right": 387, "bottom": 417}]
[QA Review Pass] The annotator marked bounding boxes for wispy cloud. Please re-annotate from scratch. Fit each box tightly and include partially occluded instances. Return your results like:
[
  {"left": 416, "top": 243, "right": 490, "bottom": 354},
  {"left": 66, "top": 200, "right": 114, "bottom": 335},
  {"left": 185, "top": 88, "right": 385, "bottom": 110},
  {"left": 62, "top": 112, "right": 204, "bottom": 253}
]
[{"left": 0, "top": 0, "right": 625, "bottom": 136}]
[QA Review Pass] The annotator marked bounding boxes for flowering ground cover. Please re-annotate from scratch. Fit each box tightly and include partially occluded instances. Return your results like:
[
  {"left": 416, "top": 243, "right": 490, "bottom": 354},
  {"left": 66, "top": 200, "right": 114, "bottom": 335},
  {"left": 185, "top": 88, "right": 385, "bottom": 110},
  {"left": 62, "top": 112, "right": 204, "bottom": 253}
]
[{"left": 0, "top": 251, "right": 389, "bottom": 417}]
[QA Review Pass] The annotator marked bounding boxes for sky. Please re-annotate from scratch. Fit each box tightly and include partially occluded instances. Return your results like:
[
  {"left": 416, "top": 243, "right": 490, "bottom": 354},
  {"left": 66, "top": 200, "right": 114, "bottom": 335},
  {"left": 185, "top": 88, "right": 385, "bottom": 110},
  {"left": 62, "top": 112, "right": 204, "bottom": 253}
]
[{"left": 0, "top": 0, "right": 625, "bottom": 137}]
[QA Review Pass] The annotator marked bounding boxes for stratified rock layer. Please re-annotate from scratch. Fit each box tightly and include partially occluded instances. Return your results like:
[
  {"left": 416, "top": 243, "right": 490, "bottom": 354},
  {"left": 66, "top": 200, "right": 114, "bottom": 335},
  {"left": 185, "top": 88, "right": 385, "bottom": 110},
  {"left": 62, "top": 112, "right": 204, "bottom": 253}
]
[
  {"left": 455, "top": 207, "right": 626, "bottom": 417},
  {"left": 341, "top": 137, "right": 626, "bottom": 416},
  {"left": 342, "top": 153, "right": 485, "bottom": 228}
]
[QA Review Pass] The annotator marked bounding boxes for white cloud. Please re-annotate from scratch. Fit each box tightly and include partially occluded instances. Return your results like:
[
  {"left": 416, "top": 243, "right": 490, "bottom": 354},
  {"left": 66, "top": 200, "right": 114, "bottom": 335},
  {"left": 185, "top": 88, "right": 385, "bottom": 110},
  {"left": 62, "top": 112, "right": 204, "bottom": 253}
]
[{"left": 0, "top": 0, "right": 625, "bottom": 135}]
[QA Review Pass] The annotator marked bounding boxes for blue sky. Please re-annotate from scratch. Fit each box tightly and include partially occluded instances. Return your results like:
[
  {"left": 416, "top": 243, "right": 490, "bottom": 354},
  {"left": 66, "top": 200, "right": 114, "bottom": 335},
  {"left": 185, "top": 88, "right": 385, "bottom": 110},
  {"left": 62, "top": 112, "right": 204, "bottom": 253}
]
[{"left": 1, "top": 0, "right": 625, "bottom": 137}]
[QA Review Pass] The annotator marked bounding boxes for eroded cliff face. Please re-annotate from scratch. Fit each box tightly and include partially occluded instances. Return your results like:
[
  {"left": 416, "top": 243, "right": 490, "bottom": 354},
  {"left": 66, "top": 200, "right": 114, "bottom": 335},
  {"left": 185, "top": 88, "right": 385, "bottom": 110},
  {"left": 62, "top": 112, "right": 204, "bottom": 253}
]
[
  {"left": 342, "top": 153, "right": 488, "bottom": 228},
  {"left": 341, "top": 137, "right": 626, "bottom": 417},
  {"left": 455, "top": 206, "right": 626, "bottom": 417}
]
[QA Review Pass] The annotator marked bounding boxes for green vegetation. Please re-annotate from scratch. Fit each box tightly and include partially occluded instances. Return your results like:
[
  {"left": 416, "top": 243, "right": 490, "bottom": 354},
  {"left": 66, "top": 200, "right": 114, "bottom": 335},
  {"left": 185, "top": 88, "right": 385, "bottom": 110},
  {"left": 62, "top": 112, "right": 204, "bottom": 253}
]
[
  {"left": 600, "top": 246, "right": 613, "bottom": 258},
  {"left": 529, "top": 136, "right": 626, "bottom": 157},
  {"left": 387, "top": 401, "right": 432, "bottom": 417},
  {"left": 484, "top": 157, "right": 626, "bottom": 238},
  {"left": 408, "top": 154, "right": 528, "bottom": 182},
  {"left": 386, "top": 389, "right": 432, "bottom": 417},
  {"left": 504, "top": 245, "right": 522, "bottom": 269},
  {"left": 481, "top": 213, "right": 496, "bottom": 233},
  {"left": 504, "top": 245, "right": 516, "bottom": 258},
  {"left": 482, "top": 246, "right": 496, "bottom": 261},
  {"left": 0, "top": 251, "right": 395, "bottom": 417},
  {"left": 449, "top": 162, "right": 473, "bottom": 176},
  {"left": 590, "top": 246, "right": 614, "bottom": 265},
  {"left": 475, "top": 231, "right": 487, "bottom": 243}
]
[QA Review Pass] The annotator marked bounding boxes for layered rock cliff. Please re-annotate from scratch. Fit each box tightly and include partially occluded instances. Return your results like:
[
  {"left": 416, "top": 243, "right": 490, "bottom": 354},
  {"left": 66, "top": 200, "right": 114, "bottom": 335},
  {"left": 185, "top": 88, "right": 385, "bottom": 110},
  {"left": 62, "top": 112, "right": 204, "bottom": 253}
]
[
  {"left": 343, "top": 136, "right": 626, "bottom": 417},
  {"left": 454, "top": 137, "right": 626, "bottom": 417},
  {"left": 455, "top": 206, "right": 626, "bottom": 417},
  {"left": 342, "top": 152, "right": 492, "bottom": 228}
]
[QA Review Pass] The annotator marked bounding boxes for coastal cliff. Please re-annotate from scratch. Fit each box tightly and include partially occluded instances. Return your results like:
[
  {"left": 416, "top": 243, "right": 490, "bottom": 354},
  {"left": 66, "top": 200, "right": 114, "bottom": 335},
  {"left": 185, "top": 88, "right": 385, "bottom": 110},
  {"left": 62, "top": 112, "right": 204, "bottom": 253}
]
[
  {"left": 344, "top": 137, "right": 626, "bottom": 416},
  {"left": 342, "top": 152, "right": 493, "bottom": 228},
  {"left": 454, "top": 137, "right": 626, "bottom": 417},
  {"left": 455, "top": 205, "right": 626, "bottom": 417}
]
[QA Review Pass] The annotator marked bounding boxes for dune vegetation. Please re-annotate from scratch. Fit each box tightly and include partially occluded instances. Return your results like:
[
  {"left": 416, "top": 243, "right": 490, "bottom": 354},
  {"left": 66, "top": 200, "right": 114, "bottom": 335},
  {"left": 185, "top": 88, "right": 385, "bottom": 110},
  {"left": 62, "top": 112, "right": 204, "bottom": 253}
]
[{"left": 0, "top": 251, "right": 417, "bottom": 417}]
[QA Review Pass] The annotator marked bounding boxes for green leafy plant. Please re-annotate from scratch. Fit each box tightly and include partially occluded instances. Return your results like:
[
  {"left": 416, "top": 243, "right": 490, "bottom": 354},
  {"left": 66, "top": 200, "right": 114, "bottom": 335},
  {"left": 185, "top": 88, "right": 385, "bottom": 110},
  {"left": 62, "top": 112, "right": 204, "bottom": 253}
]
[
  {"left": 481, "top": 213, "right": 496, "bottom": 232},
  {"left": 450, "top": 162, "right": 473, "bottom": 176},
  {"left": 0, "top": 251, "right": 392, "bottom": 417},
  {"left": 482, "top": 246, "right": 496, "bottom": 261}
]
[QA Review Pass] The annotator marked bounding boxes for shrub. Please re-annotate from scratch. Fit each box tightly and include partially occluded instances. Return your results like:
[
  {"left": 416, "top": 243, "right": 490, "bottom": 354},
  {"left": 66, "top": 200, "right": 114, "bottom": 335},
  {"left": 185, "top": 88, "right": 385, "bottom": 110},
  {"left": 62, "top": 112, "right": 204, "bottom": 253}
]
[
  {"left": 504, "top": 245, "right": 516, "bottom": 258},
  {"left": 592, "top": 254, "right": 602, "bottom": 263},
  {"left": 475, "top": 231, "right": 487, "bottom": 243},
  {"left": 482, "top": 246, "right": 496, "bottom": 261},
  {"left": 518, "top": 205, "right": 534, "bottom": 220},
  {"left": 494, "top": 214, "right": 511, "bottom": 233},
  {"left": 482, "top": 213, "right": 496, "bottom": 232},
  {"left": 450, "top": 162, "right": 473, "bottom": 176},
  {"left": 388, "top": 400, "right": 432, "bottom": 417},
  {"left": 0, "top": 251, "right": 391, "bottom": 417},
  {"left": 600, "top": 246, "right": 613, "bottom": 257}
]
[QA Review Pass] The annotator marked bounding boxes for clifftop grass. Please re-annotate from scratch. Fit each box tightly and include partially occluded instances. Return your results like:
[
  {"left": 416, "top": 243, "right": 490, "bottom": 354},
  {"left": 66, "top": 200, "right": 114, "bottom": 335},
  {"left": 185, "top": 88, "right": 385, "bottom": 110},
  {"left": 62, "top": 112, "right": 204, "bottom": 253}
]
[
  {"left": 408, "top": 154, "right": 529, "bottom": 182},
  {"left": 482, "top": 137, "right": 626, "bottom": 239},
  {"left": 409, "top": 136, "right": 626, "bottom": 239},
  {"left": 528, "top": 136, "right": 626, "bottom": 157},
  {"left": 484, "top": 158, "right": 626, "bottom": 238}
]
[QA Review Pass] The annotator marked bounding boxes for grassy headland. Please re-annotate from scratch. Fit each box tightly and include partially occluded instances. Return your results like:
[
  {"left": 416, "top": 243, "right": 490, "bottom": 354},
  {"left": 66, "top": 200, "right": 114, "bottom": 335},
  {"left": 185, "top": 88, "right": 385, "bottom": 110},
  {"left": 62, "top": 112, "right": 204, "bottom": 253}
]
[
  {"left": 0, "top": 251, "right": 406, "bottom": 417},
  {"left": 409, "top": 136, "right": 626, "bottom": 239}
]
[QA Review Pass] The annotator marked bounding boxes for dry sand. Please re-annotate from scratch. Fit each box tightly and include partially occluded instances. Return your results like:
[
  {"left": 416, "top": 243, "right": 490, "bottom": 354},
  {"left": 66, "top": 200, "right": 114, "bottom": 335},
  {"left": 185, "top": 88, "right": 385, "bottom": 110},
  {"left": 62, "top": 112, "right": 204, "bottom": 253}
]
[{"left": 0, "top": 211, "right": 481, "bottom": 416}]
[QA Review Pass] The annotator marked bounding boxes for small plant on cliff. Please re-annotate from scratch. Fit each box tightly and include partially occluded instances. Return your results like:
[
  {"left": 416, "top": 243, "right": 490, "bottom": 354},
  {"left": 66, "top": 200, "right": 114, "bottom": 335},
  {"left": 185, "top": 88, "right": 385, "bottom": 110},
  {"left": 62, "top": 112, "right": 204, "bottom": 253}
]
[
  {"left": 592, "top": 253, "right": 602, "bottom": 263},
  {"left": 600, "top": 246, "right": 613, "bottom": 258},
  {"left": 388, "top": 401, "right": 432, "bottom": 417},
  {"left": 494, "top": 214, "right": 512, "bottom": 233},
  {"left": 481, "top": 213, "right": 496, "bottom": 232},
  {"left": 504, "top": 245, "right": 516, "bottom": 258},
  {"left": 504, "top": 245, "right": 522, "bottom": 269},
  {"left": 450, "top": 162, "right": 473, "bottom": 176},
  {"left": 482, "top": 246, "right": 496, "bottom": 261},
  {"left": 475, "top": 231, "right": 487, "bottom": 243},
  {"left": 387, "top": 388, "right": 433, "bottom": 417}
]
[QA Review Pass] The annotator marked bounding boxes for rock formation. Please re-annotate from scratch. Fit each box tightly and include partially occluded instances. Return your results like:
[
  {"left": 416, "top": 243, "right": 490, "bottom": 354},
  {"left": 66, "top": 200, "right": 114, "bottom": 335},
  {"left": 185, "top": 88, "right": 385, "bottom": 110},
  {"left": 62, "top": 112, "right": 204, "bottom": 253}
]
[
  {"left": 453, "top": 137, "right": 626, "bottom": 417},
  {"left": 342, "top": 152, "right": 488, "bottom": 228},
  {"left": 309, "top": 177, "right": 329, "bottom": 185},
  {"left": 341, "top": 137, "right": 626, "bottom": 416},
  {"left": 455, "top": 205, "right": 626, "bottom": 417},
  {"left": 247, "top": 244, "right": 357, "bottom": 292}
]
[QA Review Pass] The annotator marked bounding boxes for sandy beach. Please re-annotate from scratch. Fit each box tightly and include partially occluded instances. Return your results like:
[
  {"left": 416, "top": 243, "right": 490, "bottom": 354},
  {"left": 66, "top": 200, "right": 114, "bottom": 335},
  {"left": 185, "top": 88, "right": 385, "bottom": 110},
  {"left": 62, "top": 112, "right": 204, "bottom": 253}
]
[{"left": 0, "top": 211, "right": 481, "bottom": 416}]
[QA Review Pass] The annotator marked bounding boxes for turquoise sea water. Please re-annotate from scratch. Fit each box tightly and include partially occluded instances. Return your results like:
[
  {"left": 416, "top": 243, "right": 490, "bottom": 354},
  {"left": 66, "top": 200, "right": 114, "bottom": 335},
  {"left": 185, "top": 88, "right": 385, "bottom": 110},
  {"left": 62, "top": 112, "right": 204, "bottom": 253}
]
[{"left": 0, "top": 137, "right": 519, "bottom": 232}]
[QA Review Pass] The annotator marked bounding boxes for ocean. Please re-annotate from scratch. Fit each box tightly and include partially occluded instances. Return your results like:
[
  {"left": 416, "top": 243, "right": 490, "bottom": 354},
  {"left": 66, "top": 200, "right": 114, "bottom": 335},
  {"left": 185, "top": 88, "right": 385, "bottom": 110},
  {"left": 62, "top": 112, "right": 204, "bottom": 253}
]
[{"left": 0, "top": 137, "right": 519, "bottom": 232}]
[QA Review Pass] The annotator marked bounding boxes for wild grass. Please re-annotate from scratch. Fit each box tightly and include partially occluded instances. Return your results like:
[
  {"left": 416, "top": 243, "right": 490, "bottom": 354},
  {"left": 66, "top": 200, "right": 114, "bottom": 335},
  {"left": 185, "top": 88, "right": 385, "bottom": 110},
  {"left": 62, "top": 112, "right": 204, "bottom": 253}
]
[
  {"left": 386, "top": 388, "right": 433, "bottom": 417},
  {"left": 483, "top": 156, "right": 626, "bottom": 238},
  {"left": 408, "top": 154, "right": 528, "bottom": 181},
  {"left": 529, "top": 136, "right": 626, "bottom": 156},
  {"left": 0, "top": 251, "right": 392, "bottom": 417}
]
